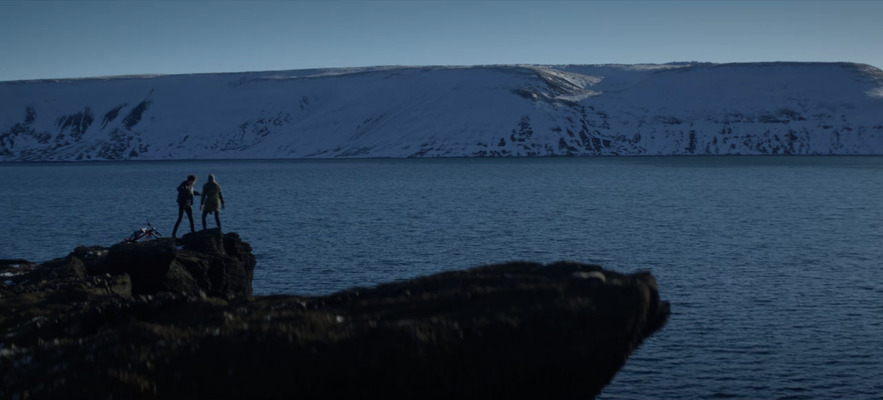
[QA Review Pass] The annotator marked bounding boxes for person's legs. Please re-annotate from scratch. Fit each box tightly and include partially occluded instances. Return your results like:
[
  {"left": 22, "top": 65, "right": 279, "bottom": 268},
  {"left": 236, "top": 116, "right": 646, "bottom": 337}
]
[
  {"left": 184, "top": 205, "right": 195, "bottom": 233},
  {"left": 202, "top": 210, "right": 208, "bottom": 230},
  {"left": 172, "top": 204, "right": 185, "bottom": 237},
  {"left": 214, "top": 211, "right": 221, "bottom": 230}
]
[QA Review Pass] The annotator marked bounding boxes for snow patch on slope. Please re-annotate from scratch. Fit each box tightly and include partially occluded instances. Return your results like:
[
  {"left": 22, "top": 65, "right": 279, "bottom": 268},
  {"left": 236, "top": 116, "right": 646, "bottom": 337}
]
[{"left": 1, "top": 62, "right": 882, "bottom": 161}]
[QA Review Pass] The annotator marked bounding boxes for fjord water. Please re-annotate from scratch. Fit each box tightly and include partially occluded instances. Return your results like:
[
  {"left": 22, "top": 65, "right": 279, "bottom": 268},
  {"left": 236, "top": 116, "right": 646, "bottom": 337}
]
[{"left": 1, "top": 157, "right": 881, "bottom": 399}]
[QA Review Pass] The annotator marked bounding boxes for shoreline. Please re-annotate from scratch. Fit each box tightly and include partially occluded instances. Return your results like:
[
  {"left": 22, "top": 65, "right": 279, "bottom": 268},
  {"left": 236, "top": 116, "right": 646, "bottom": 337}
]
[{"left": 2, "top": 153, "right": 882, "bottom": 165}]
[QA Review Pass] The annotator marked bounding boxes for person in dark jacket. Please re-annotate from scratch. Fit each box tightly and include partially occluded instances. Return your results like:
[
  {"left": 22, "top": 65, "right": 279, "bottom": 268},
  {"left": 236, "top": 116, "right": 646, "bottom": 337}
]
[{"left": 172, "top": 175, "right": 200, "bottom": 238}]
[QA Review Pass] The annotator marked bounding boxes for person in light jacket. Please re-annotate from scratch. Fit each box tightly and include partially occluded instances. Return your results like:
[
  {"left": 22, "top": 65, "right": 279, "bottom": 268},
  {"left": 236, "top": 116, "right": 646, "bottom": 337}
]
[{"left": 200, "top": 174, "right": 225, "bottom": 231}]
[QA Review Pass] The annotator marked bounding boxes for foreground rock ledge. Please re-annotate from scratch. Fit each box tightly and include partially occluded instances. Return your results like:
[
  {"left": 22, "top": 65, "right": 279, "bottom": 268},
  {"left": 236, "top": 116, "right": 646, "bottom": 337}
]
[{"left": 0, "top": 230, "right": 670, "bottom": 399}]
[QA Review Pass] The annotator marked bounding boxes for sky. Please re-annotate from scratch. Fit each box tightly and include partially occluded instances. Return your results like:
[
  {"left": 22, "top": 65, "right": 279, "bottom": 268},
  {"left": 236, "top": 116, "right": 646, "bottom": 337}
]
[{"left": 0, "top": 1, "right": 881, "bottom": 81}]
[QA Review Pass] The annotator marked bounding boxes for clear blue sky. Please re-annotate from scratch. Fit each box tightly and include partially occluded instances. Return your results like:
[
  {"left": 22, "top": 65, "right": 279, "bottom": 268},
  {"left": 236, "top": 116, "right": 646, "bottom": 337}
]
[{"left": 1, "top": 1, "right": 881, "bottom": 81}]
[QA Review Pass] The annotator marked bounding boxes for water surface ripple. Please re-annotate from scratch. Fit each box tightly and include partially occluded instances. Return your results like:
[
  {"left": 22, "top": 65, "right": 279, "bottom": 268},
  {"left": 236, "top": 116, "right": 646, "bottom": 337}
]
[{"left": 1, "top": 157, "right": 881, "bottom": 399}]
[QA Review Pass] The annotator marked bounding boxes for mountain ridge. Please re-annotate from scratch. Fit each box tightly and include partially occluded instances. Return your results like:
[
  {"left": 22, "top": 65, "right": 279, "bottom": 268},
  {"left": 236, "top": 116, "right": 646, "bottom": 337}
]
[
  {"left": 3, "top": 61, "right": 877, "bottom": 84},
  {"left": 2, "top": 62, "right": 882, "bottom": 161}
]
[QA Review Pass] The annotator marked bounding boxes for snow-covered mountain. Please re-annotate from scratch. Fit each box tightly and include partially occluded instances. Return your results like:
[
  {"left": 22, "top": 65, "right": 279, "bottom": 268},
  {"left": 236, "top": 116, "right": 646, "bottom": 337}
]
[{"left": 2, "top": 62, "right": 882, "bottom": 161}]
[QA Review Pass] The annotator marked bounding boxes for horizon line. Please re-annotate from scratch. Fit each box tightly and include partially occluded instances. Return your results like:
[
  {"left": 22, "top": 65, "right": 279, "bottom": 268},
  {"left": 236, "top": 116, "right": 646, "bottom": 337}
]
[{"left": 2, "top": 61, "right": 879, "bottom": 84}]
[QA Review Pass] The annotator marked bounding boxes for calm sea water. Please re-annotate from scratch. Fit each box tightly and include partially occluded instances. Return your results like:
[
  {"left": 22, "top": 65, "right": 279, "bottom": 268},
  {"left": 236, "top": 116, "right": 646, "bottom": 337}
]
[{"left": 1, "top": 157, "right": 882, "bottom": 399}]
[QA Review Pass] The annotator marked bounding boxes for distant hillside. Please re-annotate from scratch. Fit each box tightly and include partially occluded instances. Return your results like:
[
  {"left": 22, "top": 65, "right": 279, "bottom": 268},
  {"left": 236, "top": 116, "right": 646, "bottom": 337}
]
[{"left": 1, "top": 62, "right": 882, "bottom": 161}]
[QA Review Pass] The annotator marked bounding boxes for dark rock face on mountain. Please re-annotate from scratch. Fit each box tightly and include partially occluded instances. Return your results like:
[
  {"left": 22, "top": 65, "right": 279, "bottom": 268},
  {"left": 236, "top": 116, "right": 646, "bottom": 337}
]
[{"left": 0, "top": 233, "right": 669, "bottom": 399}]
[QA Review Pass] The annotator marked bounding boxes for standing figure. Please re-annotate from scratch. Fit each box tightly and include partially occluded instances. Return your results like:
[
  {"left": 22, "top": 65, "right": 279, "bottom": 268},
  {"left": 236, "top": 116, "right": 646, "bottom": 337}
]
[
  {"left": 172, "top": 175, "right": 200, "bottom": 238},
  {"left": 201, "top": 174, "right": 225, "bottom": 231}
]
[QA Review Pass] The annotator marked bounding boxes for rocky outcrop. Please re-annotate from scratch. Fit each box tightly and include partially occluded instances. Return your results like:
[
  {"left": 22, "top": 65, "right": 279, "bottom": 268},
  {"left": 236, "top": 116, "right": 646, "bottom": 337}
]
[
  {"left": 8, "top": 229, "right": 256, "bottom": 298},
  {"left": 0, "top": 233, "right": 669, "bottom": 399}
]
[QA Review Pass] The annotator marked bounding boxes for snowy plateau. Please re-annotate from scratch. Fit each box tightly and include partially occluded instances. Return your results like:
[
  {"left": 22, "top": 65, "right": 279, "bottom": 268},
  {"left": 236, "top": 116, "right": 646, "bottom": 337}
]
[{"left": 1, "top": 62, "right": 882, "bottom": 161}]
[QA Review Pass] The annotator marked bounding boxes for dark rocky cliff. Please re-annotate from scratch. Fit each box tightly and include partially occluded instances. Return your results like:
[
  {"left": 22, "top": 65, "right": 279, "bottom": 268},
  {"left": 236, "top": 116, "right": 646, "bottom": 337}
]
[{"left": 0, "top": 230, "right": 669, "bottom": 399}]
